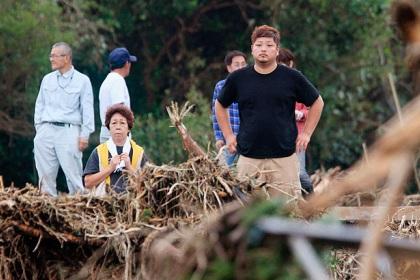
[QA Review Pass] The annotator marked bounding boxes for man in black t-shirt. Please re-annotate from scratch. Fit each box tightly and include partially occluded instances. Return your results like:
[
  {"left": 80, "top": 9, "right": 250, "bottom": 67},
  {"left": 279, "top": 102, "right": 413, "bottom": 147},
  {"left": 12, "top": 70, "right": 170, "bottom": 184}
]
[{"left": 215, "top": 25, "right": 324, "bottom": 198}]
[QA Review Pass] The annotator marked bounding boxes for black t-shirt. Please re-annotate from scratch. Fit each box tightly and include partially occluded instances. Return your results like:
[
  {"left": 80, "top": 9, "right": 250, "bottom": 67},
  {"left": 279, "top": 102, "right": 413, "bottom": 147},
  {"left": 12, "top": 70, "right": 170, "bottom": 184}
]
[
  {"left": 83, "top": 146, "right": 147, "bottom": 193},
  {"left": 217, "top": 65, "right": 319, "bottom": 158}
]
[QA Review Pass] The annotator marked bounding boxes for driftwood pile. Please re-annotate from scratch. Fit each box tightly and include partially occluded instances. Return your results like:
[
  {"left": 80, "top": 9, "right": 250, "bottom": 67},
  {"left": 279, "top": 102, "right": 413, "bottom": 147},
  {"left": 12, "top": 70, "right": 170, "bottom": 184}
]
[
  {"left": 0, "top": 153, "right": 253, "bottom": 279},
  {"left": 0, "top": 185, "right": 151, "bottom": 279},
  {"left": 131, "top": 159, "right": 250, "bottom": 225}
]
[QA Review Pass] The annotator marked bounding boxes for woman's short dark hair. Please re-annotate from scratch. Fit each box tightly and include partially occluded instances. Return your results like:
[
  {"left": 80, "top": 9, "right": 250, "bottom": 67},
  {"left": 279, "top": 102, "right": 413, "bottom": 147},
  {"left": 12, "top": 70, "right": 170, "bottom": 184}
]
[{"left": 105, "top": 104, "right": 134, "bottom": 130}]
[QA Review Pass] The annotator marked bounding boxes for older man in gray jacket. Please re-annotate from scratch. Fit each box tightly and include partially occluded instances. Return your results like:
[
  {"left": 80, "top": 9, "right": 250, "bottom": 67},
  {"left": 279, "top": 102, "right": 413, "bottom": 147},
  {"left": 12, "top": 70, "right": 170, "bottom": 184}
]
[{"left": 34, "top": 42, "right": 94, "bottom": 196}]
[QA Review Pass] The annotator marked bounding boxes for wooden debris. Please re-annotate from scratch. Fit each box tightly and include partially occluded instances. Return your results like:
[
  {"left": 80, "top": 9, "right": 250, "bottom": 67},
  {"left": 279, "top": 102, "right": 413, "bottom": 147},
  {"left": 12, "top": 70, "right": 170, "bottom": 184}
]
[
  {"left": 166, "top": 102, "right": 206, "bottom": 158},
  {"left": 311, "top": 166, "right": 343, "bottom": 194},
  {"left": 330, "top": 206, "right": 420, "bottom": 221},
  {"left": 0, "top": 155, "right": 253, "bottom": 279}
]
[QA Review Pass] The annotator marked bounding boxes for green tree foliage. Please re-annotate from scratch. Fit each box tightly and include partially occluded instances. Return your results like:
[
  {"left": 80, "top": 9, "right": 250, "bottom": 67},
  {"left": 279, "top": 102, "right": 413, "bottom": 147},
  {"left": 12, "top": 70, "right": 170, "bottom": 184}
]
[
  {"left": 0, "top": 0, "right": 74, "bottom": 136},
  {"left": 70, "top": 0, "right": 265, "bottom": 110}
]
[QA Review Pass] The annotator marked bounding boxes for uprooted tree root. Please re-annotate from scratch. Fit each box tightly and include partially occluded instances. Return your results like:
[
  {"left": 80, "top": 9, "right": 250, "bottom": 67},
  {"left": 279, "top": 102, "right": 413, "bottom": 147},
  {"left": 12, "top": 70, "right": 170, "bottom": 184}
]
[{"left": 0, "top": 155, "right": 254, "bottom": 279}]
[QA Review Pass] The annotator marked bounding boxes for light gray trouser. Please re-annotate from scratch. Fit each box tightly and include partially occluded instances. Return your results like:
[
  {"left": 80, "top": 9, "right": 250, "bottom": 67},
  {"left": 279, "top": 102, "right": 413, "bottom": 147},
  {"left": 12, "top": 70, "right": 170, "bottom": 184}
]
[{"left": 34, "top": 123, "right": 83, "bottom": 196}]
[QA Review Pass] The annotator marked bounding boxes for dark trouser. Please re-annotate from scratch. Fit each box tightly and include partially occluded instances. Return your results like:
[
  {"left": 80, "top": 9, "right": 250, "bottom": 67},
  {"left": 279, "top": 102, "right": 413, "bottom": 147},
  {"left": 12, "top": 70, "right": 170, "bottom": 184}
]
[{"left": 297, "top": 151, "right": 313, "bottom": 196}]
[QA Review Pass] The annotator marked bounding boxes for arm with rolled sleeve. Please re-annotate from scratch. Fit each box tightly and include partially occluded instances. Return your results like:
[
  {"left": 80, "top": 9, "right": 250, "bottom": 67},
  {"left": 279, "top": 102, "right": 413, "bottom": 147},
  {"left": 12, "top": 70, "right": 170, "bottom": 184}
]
[
  {"left": 80, "top": 76, "right": 95, "bottom": 140},
  {"left": 34, "top": 78, "right": 46, "bottom": 131},
  {"left": 215, "top": 76, "right": 237, "bottom": 153}
]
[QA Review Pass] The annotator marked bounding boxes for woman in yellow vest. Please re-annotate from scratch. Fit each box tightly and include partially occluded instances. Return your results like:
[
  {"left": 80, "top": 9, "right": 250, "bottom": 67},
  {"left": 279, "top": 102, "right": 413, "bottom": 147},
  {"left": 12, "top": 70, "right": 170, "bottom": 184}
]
[{"left": 83, "top": 104, "right": 146, "bottom": 194}]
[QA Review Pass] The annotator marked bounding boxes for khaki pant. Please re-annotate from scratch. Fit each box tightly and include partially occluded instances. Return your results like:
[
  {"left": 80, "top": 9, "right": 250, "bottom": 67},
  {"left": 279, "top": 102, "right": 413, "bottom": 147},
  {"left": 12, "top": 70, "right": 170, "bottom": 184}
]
[{"left": 237, "top": 154, "right": 301, "bottom": 199}]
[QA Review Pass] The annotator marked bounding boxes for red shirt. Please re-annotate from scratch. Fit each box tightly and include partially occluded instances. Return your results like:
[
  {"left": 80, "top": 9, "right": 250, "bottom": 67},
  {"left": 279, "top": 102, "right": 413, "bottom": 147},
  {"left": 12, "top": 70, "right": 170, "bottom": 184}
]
[{"left": 295, "top": 102, "right": 308, "bottom": 134}]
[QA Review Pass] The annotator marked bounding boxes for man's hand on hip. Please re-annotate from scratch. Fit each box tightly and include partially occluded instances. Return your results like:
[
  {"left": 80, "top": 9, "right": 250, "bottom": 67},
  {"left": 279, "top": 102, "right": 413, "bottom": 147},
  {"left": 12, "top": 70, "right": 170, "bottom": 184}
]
[
  {"left": 296, "top": 132, "right": 310, "bottom": 152},
  {"left": 78, "top": 138, "right": 88, "bottom": 151}
]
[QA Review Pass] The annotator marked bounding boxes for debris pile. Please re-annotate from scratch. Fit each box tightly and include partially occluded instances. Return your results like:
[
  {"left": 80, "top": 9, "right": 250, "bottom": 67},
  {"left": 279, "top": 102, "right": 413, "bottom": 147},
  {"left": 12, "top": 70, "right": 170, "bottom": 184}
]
[{"left": 0, "top": 154, "right": 252, "bottom": 279}]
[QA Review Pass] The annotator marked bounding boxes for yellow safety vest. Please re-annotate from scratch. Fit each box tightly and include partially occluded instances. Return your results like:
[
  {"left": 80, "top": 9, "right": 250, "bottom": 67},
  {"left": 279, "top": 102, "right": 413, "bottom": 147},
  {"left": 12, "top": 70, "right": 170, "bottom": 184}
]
[{"left": 97, "top": 139, "right": 144, "bottom": 186}]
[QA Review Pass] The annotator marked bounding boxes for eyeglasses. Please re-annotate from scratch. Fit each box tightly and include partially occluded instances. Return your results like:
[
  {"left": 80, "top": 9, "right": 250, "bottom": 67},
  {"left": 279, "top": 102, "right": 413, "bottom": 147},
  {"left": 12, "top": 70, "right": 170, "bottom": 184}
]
[{"left": 49, "top": 54, "right": 67, "bottom": 59}]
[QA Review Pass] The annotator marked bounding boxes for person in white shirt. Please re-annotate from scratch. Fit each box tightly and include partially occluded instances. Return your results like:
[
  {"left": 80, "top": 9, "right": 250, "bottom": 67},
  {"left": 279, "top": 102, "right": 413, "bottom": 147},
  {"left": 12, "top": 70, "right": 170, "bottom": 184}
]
[{"left": 99, "top": 47, "right": 137, "bottom": 142}]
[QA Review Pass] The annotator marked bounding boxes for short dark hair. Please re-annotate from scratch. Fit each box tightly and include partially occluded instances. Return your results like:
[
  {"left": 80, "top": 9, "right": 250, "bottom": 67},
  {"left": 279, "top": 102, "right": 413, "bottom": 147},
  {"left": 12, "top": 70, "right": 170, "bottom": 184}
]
[
  {"left": 251, "top": 25, "right": 281, "bottom": 46},
  {"left": 105, "top": 104, "right": 135, "bottom": 130},
  {"left": 277, "top": 48, "right": 296, "bottom": 67},
  {"left": 110, "top": 62, "right": 127, "bottom": 70},
  {"left": 224, "top": 50, "right": 246, "bottom": 66}
]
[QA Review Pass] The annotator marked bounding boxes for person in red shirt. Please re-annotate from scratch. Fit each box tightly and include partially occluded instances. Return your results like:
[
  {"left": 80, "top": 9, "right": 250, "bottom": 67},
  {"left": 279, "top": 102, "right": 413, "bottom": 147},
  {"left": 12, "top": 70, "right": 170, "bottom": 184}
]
[{"left": 277, "top": 48, "right": 314, "bottom": 196}]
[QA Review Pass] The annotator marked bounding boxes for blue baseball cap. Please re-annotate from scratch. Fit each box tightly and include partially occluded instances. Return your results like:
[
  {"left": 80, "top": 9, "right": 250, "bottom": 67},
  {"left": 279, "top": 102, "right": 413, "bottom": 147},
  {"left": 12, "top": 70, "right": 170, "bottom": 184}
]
[{"left": 108, "top": 47, "right": 137, "bottom": 68}]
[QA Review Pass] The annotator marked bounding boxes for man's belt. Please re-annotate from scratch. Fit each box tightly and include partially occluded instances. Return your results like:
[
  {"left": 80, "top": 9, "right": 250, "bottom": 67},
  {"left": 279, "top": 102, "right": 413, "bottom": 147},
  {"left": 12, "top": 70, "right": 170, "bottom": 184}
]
[{"left": 46, "top": 122, "right": 71, "bottom": 127}]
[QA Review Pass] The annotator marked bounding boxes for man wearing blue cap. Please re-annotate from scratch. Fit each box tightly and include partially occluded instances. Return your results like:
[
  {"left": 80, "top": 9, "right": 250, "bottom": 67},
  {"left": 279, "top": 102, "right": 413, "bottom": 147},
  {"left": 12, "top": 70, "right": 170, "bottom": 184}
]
[{"left": 99, "top": 47, "right": 137, "bottom": 143}]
